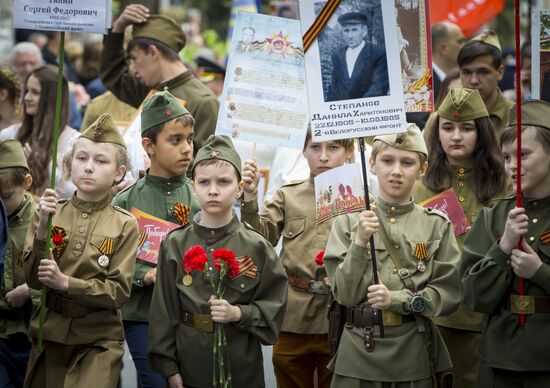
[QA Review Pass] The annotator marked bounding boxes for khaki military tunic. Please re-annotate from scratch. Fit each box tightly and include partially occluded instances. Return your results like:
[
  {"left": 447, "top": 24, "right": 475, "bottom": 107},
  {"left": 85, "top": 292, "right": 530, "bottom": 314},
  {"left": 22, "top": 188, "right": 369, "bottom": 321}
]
[
  {"left": 113, "top": 172, "right": 200, "bottom": 322},
  {"left": 148, "top": 214, "right": 288, "bottom": 388},
  {"left": 0, "top": 193, "right": 37, "bottom": 338},
  {"left": 99, "top": 32, "right": 219, "bottom": 153},
  {"left": 240, "top": 175, "right": 331, "bottom": 334},
  {"left": 81, "top": 91, "right": 137, "bottom": 130},
  {"left": 324, "top": 197, "right": 461, "bottom": 384},
  {"left": 462, "top": 195, "right": 550, "bottom": 376}
]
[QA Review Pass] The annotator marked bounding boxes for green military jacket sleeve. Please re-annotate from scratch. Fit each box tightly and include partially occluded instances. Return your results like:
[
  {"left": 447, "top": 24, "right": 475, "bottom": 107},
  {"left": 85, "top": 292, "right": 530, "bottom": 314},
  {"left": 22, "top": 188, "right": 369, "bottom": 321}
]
[
  {"left": 112, "top": 172, "right": 200, "bottom": 322},
  {"left": 24, "top": 194, "right": 139, "bottom": 345},
  {"left": 461, "top": 195, "right": 550, "bottom": 371},
  {"left": 0, "top": 193, "right": 37, "bottom": 338},
  {"left": 99, "top": 31, "right": 219, "bottom": 151},
  {"left": 323, "top": 197, "right": 461, "bottom": 381},
  {"left": 148, "top": 215, "right": 288, "bottom": 387},
  {"left": 240, "top": 175, "right": 332, "bottom": 334},
  {"left": 412, "top": 164, "right": 511, "bottom": 331}
]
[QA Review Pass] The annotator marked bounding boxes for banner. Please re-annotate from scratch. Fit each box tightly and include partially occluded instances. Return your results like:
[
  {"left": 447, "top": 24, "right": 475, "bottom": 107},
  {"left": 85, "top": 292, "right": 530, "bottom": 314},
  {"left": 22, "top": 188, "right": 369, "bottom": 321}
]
[{"left": 299, "top": 0, "right": 406, "bottom": 142}]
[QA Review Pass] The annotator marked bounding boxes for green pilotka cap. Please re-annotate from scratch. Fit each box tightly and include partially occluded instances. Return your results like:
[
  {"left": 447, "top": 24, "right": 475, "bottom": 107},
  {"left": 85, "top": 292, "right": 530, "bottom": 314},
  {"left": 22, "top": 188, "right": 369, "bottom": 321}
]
[
  {"left": 80, "top": 113, "right": 126, "bottom": 148},
  {"left": 141, "top": 91, "right": 191, "bottom": 135},
  {"left": 506, "top": 99, "right": 550, "bottom": 132},
  {"left": 0, "top": 140, "right": 29, "bottom": 170},
  {"left": 438, "top": 88, "right": 489, "bottom": 122},
  {"left": 470, "top": 30, "right": 501, "bottom": 52},
  {"left": 373, "top": 123, "right": 428, "bottom": 157},
  {"left": 192, "top": 135, "right": 242, "bottom": 179},
  {"left": 132, "top": 15, "right": 186, "bottom": 53}
]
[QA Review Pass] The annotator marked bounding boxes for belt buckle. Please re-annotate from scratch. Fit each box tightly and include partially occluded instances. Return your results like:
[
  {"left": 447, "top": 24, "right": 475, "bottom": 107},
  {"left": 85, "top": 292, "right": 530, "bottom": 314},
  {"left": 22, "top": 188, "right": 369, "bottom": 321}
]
[
  {"left": 193, "top": 313, "right": 214, "bottom": 333},
  {"left": 397, "top": 268, "right": 411, "bottom": 279},
  {"left": 308, "top": 280, "right": 328, "bottom": 295},
  {"left": 382, "top": 310, "right": 403, "bottom": 326},
  {"left": 510, "top": 295, "right": 535, "bottom": 315}
]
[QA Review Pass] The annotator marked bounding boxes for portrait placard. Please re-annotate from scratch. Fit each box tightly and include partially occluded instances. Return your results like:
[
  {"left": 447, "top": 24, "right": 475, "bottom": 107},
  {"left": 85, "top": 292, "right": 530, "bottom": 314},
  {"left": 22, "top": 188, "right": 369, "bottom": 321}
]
[
  {"left": 531, "top": 8, "right": 550, "bottom": 102},
  {"left": 216, "top": 12, "right": 309, "bottom": 150},
  {"left": 299, "top": 0, "right": 406, "bottom": 141}
]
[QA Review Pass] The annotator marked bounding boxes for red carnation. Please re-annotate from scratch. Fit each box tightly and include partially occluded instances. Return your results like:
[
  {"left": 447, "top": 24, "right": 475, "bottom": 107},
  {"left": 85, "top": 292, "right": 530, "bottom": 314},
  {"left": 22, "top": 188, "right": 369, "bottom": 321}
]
[
  {"left": 212, "top": 249, "right": 239, "bottom": 278},
  {"left": 315, "top": 250, "right": 325, "bottom": 266},
  {"left": 52, "top": 233, "right": 64, "bottom": 246},
  {"left": 183, "top": 245, "right": 208, "bottom": 273}
]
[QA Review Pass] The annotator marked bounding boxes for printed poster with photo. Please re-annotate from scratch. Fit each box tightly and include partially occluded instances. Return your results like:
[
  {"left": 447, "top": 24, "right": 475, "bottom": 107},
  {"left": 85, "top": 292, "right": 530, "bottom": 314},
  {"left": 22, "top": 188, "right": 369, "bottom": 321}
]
[
  {"left": 216, "top": 11, "right": 309, "bottom": 150},
  {"left": 531, "top": 8, "right": 550, "bottom": 102},
  {"left": 299, "top": 0, "right": 407, "bottom": 142},
  {"left": 395, "top": 0, "right": 434, "bottom": 112},
  {"left": 314, "top": 164, "right": 365, "bottom": 224}
]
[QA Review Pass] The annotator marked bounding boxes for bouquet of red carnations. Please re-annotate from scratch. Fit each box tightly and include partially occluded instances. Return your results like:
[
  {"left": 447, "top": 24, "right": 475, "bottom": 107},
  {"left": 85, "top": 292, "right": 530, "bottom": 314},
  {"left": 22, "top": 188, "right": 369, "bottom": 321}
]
[{"left": 183, "top": 246, "right": 239, "bottom": 388}]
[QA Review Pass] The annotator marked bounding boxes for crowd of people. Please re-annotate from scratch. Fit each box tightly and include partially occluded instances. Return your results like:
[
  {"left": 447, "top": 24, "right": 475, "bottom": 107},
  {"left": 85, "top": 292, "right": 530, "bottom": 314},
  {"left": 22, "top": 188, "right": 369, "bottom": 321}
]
[{"left": 0, "top": 3, "right": 549, "bottom": 388}]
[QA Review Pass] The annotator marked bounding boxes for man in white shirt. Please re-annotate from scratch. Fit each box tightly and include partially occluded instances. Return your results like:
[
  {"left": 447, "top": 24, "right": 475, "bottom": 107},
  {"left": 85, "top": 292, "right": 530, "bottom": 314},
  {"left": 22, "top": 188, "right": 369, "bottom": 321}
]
[{"left": 326, "top": 12, "right": 389, "bottom": 101}]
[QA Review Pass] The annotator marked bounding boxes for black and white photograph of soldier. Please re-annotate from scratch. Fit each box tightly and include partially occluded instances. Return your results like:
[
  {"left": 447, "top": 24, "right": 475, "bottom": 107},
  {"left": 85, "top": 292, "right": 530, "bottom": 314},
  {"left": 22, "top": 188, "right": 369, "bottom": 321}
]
[{"left": 317, "top": 0, "right": 390, "bottom": 102}]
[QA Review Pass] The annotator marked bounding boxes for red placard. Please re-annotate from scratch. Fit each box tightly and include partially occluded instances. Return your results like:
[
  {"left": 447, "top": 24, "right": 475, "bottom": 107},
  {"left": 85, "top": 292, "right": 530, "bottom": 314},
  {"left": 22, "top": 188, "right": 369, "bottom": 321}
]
[{"left": 418, "top": 188, "right": 470, "bottom": 236}]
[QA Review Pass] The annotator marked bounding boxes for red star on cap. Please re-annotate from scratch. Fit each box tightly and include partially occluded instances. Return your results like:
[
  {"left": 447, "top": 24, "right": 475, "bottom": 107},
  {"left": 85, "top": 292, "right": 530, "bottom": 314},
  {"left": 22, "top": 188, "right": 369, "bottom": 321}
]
[
  {"left": 452, "top": 111, "right": 460, "bottom": 118},
  {"left": 210, "top": 150, "right": 219, "bottom": 158},
  {"left": 93, "top": 130, "right": 102, "bottom": 139},
  {"left": 164, "top": 110, "right": 172, "bottom": 117}
]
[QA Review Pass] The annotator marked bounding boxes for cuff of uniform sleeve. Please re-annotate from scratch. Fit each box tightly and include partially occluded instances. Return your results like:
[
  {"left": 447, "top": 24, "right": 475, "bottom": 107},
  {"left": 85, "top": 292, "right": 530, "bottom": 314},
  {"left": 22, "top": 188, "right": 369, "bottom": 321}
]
[
  {"left": 389, "top": 289, "right": 413, "bottom": 315},
  {"left": 32, "top": 239, "right": 46, "bottom": 260},
  {"left": 134, "top": 265, "right": 150, "bottom": 288},
  {"left": 67, "top": 277, "right": 87, "bottom": 297},
  {"left": 531, "top": 262, "right": 550, "bottom": 289},
  {"left": 240, "top": 198, "right": 259, "bottom": 215},
  {"left": 489, "top": 240, "right": 511, "bottom": 269},
  {"left": 234, "top": 304, "right": 253, "bottom": 331},
  {"left": 151, "top": 356, "right": 180, "bottom": 379},
  {"left": 348, "top": 242, "right": 371, "bottom": 260}
]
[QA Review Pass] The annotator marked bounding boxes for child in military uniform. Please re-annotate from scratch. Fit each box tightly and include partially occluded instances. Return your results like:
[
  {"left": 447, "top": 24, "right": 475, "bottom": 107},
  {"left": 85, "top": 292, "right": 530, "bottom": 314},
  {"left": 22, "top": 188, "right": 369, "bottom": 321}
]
[
  {"left": 241, "top": 130, "right": 354, "bottom": 388},
  {"left": 148, "top": 135, "right": 288, "bottom": 388},
  {"left": 0, "top": 140, "right": 37, "bottom": 387},
  {"left": 113, "top": 91, "right": 200, "bottom": 387},
  {"left": 324, "top": 124, "right": 461, "bottom": 388},
  {"left": 23, "top": 114, "right": 139, "bottom": 388},
  {"left": 413, "top": 88, "right": 509, "bottom": 388},
  {"left": 462, "top": 100, "right": 550, "bottom": 387}
]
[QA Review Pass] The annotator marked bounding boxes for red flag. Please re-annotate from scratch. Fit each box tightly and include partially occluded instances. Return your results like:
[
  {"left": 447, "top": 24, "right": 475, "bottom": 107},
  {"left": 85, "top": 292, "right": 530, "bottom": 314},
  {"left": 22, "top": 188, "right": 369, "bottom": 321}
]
[{"left": 430, "top": 0, "right": 506, "bottom": 37}]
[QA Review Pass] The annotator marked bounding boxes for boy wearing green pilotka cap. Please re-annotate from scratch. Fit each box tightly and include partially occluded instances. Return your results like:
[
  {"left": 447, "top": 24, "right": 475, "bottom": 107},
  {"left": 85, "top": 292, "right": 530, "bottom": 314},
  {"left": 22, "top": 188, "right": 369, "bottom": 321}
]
[
  {"left": 413, "top": 88, "right": 510, "bottom": 388},
  {"left": 113, "top": 90, "right": 201, "bottom": 387},
  {"left": 324, "top": 124, "right": 461, "bottom": 388},
  {"left": 0, "top": 140, "right": 37, "bottom": 387},
  {"left": 148, "top": 135, "right": 288, "bottom": 388}
]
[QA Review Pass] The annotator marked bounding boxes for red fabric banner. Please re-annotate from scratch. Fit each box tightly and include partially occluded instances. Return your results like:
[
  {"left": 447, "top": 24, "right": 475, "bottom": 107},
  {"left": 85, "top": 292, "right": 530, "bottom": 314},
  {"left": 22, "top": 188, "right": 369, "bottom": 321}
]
[{"left": 430, "top": 0, "right": 506, "bottom": 36}]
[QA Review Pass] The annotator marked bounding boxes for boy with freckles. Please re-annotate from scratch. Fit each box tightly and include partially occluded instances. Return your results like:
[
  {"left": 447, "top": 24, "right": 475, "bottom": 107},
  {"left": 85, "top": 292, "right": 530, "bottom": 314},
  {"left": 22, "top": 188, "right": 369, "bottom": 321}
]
[
  {"left": 113, "top": 91, "right": 201, "bottom": 387},
  {"left": 324, "top": 124, "right": 461, "bottom": 388},
  {"left": 148, "top": 135, "right": 287, "bottom": 388}
]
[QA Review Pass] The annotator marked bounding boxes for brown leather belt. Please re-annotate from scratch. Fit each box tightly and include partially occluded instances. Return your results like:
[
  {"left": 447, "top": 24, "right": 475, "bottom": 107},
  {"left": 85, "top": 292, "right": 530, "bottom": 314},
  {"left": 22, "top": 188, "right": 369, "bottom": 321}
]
[
  {"left": 180, "top": 310, "right": 214, "bottom": 333},
  {"left": 346, "top": 306, "right": 415, "bottom": 328},
  {"left": 46, "top": 292, "right": 103, "bottom": 318},
  {"left": 507, "top": 295, "right": 550, "bottom": 314},
  {"left": 287, "top": 274, "right": 328, "bottom": 295}
]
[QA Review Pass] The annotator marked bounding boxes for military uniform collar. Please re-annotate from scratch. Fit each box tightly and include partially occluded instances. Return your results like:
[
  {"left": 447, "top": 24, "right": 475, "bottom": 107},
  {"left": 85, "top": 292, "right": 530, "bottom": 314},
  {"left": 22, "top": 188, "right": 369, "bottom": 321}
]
[
  {"left": 486, "top": 88, "right": 513, "bottom": 121},
  {"left": 7, "top": 193, "right": 33, "bottom": 224},
  {"left": 156, "top": 70, "right": 193, "bottom": 91},
  {"left": 375, "top": 195, "right": 415, "bottom": 216},
  {"left": 144, "top": 170, "right": 188, "bottom": 188},
  {"left": 71, "top": 193, "right": 111, "bottom": 212},
  {"left": 192, "top": 212, "right": 240, "bottom": 240},
  {"left": 523, "top": 194, "right": 550, "bottom": 209}
]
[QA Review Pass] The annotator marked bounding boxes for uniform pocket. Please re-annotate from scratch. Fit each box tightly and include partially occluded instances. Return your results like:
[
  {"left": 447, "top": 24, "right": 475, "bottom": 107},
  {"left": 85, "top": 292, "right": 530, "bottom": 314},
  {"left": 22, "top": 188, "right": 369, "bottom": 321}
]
[
  {"left": 224, "top": 273, "right": 260, "bottom": 303},
  {"left": 281, "top": 217, "right": 306, "bottom": 240}
]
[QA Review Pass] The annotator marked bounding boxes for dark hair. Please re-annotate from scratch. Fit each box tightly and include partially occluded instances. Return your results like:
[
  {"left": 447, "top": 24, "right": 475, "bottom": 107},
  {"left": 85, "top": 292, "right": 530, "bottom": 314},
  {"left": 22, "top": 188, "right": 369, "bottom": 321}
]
[
  {"left": 501, "top": 125, "right": 550, "bottom": 153},
  {"left": 434, "top": 69, "right": 461, "bottom": 110},
  {"left": 0, "top": 167, "right": 29, "bottom": 192},
  {"left": 0, "top": 66, "right": 21, "bottom": 108},
  {"left": 458, "top": 41, "right": 503, "bottom": 69},
  {"left": 127, "top": 38, "right": 180, "bottom": 62},
  {"left": 423, "top": 115, "right": 505, "bottom": 203},
  {"left": 142, "top": 115, "right": 196, "bottom": 143},
  {"left": 17, "top": 65, "right": 69, "bottom": 195}
]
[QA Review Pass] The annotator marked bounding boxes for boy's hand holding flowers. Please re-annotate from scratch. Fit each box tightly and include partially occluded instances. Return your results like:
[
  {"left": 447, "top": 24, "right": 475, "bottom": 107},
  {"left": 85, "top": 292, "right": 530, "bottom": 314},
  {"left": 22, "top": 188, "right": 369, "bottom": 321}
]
[{"left": 209, "top": 296, "right": 242, "bottom": 323}]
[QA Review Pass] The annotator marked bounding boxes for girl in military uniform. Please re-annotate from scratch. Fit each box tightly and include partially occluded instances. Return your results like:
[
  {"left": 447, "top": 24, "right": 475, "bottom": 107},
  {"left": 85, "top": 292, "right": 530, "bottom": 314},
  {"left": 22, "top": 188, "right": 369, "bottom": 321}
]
[
  {"left": 148, "top": 135, "right": 288, "bottom": 388},
  {"left": 240, "top": 130, "right": 354, "bottom": 388},
  {"left": 23, "top": 114, "right": 139, "bottom": 388},
  {"left": 462, "top": 100, "right": 550, "bottom": 387},
  {"left": 412, "top": 88, "right": 509, "bottom": 388},
  {"left": 324, "top": 124, "right": 461, "bottom": 388}
]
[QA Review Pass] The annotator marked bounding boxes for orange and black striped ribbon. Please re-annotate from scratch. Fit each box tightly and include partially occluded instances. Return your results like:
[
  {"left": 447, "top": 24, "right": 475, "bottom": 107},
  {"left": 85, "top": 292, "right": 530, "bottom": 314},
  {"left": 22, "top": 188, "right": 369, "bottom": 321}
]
[
  {"left": 540, "top": 231, "right": 550, "bottom": 245},
  {"left": 99, "top": 238, "right": 114, "bottom": 255},
  {"left": 138, "top": 230, "right": 148, "bottom": 249},
  {"left": 302, "top": 0, "right": 342, "bottom": 53},
  {"left": 232, "top": 256, "right": 258, "bottom": 279},
  {"left": 173, "top": 203, "right": 191, "bottom": 226},
  {"left": 414, "top": 243, "right": 428, "bottom": 260}
]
